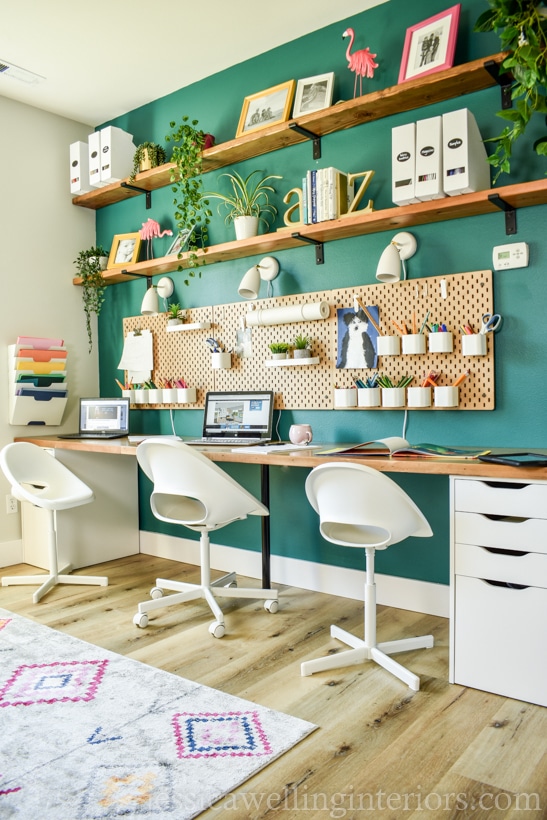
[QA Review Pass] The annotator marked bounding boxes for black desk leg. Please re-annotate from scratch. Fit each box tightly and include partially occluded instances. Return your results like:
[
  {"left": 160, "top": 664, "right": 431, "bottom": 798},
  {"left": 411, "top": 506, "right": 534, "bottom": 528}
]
[{"left": 260, "top": 463, "right": 271, "bottom": 588}]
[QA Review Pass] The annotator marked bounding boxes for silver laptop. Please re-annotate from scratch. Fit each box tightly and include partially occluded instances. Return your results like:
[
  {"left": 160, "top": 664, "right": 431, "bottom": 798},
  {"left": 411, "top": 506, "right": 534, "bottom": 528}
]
[
  {"left": 184, "top": 390, "right": 274, "bottom": 446},
  {"left": 58, "top": 397, "right": 130, "bottom": 439}
]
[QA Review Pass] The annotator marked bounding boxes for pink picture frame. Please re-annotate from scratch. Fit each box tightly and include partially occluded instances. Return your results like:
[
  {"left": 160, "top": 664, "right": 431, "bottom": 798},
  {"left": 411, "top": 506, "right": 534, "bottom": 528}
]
[{"left": 398, "top": 4, "right": 461, "bottom": 84}]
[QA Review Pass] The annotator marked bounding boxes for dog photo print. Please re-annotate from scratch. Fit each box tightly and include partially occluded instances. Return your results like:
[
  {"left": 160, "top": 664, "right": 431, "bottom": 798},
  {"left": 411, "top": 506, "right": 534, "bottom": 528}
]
[{"left": 336, "top": 306, "right": 379, "bottom": 369}]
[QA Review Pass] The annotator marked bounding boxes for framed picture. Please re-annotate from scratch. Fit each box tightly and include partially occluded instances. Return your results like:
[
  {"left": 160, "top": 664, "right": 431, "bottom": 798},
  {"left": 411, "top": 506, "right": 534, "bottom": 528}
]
[
  {"left": 336, "top": 305, "right": 379, "bottom": 370},
  {"left": 236, "top": 80, "right": 296, "bottom": 138},
  {"left": 293, "top": 72, "right": 335, "bottom": 117},
  {"left": 108, "top": 232, "right": 141, "bottom": 268},
  {"left": 166, "top": 226, "right": 195, "bottom": 256},
  {"left": 398, "top": 4, "right": 461, "bottom": 84}
]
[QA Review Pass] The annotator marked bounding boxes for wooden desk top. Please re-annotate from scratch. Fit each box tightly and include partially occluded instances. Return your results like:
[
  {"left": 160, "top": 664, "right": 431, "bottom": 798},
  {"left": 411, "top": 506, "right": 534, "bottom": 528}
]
[{"left": 14, "top": 435, "right": 547, "bottom": 481}]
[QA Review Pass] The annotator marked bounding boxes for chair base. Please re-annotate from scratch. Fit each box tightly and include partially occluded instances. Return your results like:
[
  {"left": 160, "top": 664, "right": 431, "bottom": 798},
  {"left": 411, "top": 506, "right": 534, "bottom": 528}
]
[
  {"left": 2, "top": 564, "right": 108, "bottom": 604},
  {"left": 301, "top": 624, "right": 434, "bottom": 691},
  {"left": 133, "top": 570, "right": 279, "bottom": 636}
]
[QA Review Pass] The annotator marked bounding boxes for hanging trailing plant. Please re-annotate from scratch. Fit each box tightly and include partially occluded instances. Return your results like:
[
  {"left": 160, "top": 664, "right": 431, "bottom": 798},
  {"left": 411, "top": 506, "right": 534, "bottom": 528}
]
[
  {"left": 165, "top": 116, "right": 214, "bottom": 284},
  {"left": 474, "top": 0, "right": 547, "bottom": 180},
  {"left": 128, "top": 142, "right": 166, "bottom": 184},
  {"left": 74, "top": 246, "right": 108, "bottom": 353}
]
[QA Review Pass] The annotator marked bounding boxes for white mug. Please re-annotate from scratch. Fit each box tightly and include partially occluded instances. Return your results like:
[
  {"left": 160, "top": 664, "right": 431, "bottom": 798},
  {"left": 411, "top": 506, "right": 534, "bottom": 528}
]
[{"left": 289, "top": 424, "right": 313, "bottom": 445}]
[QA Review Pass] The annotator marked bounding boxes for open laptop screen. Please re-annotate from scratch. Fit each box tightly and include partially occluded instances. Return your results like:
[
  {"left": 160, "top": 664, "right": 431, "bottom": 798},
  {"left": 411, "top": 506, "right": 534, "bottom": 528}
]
[
  {"left": 80, "top": 397, "right": 129, "bottom": 434},
  {"left": 202, "top": 391, "right": 273, "bottom": 440}
]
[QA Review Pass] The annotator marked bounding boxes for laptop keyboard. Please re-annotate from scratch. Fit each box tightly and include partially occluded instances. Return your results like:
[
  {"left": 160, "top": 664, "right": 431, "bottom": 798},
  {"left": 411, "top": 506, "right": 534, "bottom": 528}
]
[{"left": 188, "top": 437, "right": 263, "bottom": 445}]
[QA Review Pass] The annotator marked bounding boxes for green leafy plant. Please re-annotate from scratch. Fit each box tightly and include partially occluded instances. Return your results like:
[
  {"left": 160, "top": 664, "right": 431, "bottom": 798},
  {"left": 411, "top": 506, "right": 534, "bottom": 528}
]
[
  {"left": 165, "top": 116, "right": 214, "bottom": 283},
  {"left": 269, "top": 342, "right": 291, "bottom": 354},
  {"left": 74, "top": 246, "right": 109, "bottom": 353},
  {"left": 293, "top": 333, "right": 311, "bottom": 350},
  {"left": 167, "top": 302, "right": 181, "bottom": 319},
  {"left": 203, "top": 169, "right": 282, "bottom": 230},
  {"left": 128, "top": 142, "right": 166, "bottom": 184},
  {"left": 474, "top": 0, "right": 547, "bottom": 180}
]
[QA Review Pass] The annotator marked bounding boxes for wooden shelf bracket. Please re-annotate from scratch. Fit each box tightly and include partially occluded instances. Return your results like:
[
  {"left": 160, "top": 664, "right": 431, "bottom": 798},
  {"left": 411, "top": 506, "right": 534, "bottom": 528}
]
[
  {"left": 288, "top": 122, "right": 322, "bottom": 159},
  {"left": 120, "top": 181, "right": 152, "bottom": 209},
  {"left": 292, "top": 232, "right": 324, "bottom": 264},
  {"left": 483, "top": 59, "right": 512, "bottom": 110},
  {"left": 488, "top": 193, "right": 517, "bottom": 235}
]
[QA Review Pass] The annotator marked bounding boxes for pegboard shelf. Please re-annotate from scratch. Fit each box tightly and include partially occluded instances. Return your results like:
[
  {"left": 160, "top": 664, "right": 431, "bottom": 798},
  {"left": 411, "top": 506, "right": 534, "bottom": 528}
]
[
  {"left": 166, "top": 321, "right": 212, "bottom": 332},
  {"left": 265, "top": 357, "right": 320, "bottom": 367},
  {"left": 73, "top": 178, "right": 547, "bottom": 286}
]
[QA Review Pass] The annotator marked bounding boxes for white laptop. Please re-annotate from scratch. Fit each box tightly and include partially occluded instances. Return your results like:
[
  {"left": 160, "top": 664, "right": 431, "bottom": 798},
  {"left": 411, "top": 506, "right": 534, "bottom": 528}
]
[
  {"left": 58, "top": 397, "right": 130, "bottom": 439},
  {"left": 183, "top": 390, "right": 274, "bottom": 446}
]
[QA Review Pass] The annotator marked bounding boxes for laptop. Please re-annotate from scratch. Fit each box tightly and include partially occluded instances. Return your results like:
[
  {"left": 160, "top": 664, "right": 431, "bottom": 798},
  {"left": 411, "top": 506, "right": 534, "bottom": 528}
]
[
  {"left": 58, "top": 397, "right": 130, "bottom": 440},
  {"left": 184, "top": 390, "right": 274, "bottom": 446}
]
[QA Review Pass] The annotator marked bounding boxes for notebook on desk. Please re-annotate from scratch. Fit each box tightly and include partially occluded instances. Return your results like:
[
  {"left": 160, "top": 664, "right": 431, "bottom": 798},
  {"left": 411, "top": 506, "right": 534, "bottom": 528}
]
[
  {"left": 183, "top": 390, "right": 274, "bottom": 446},
  {"left": 58, "top": 397, "right": 130, "bottom": 440}
]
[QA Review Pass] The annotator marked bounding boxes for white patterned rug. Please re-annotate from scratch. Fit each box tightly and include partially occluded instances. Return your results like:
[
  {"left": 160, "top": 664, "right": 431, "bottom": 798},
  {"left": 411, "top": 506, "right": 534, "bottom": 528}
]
[{"left": 0, "top": 608, "right": 315, "bottom": 818}]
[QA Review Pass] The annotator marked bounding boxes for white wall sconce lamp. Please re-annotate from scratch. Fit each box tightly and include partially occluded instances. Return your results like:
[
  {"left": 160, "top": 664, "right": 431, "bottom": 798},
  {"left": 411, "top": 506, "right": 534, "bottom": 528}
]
[
  {"left": 375, "top": 232, "right": 417, "bottom": 283},
  {"left": 238, "top": 256, "right": 280, "bottom": 300},
  {"left": 140, "top": 276, "right": 174, "bottom": 315}
]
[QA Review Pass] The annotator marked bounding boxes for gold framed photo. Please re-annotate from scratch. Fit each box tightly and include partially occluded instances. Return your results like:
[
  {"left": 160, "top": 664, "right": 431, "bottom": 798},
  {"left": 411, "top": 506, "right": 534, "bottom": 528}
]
[
  {"left": 236, "top": 80, "right": 296, "bottom": 138},
  {"left": 108, "top": 232, "right": 142, "bottom": 268}
]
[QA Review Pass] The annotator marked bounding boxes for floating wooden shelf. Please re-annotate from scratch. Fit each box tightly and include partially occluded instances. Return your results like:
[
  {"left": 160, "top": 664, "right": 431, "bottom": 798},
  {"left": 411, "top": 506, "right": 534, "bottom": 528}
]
[{"left": 71, "top": 53, "right": 509, "bottom": 212}]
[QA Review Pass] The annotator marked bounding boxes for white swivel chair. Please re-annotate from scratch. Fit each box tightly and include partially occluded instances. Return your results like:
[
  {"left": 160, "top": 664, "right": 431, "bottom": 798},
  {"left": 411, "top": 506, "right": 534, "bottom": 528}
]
[
  {"left": 301, "top": 462, "right": 434, "bottom": 691},
  {"left": 0, "top": 442, "right": 108, "bottom": 603},
  {"left": 133, "top": 439, "right": 278, "bottom": 637}
]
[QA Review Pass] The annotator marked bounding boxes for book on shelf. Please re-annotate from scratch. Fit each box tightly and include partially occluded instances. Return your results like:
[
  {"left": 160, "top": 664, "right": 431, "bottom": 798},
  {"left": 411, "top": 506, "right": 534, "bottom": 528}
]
[
  {"left": 317, "top": 437, "right": 491, "bottom": 459},
  {"left": 302, "top": 167, "right": 354, "bottom": 224}
]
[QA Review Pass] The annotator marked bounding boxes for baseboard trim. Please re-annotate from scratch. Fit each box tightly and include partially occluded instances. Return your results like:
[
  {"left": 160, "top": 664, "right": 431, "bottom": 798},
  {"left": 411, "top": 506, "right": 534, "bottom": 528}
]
[
  {"left": 0, "top": 540, "right": 23, "bottom": 568},
  {"left": 139, "top": 531, "right": 449, "bottom": 618}
]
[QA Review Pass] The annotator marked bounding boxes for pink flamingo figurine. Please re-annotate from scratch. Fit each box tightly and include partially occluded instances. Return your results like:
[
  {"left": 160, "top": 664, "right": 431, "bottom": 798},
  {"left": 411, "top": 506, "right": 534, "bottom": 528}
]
[
  {"left": 342, "top": 28, "right": 378, "bottom": 98},
  {"left": 139, "top": 218, "right": 173, "bottom": 260}
]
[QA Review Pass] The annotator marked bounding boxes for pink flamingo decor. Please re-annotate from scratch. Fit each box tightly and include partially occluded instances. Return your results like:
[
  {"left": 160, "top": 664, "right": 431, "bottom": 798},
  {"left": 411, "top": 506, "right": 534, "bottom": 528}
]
[
  {"left": 342, "top": 28, "right": 378, "bottom": 98},
  {"left": 139, "top": 218, "right": 173, "bottom": 260}
]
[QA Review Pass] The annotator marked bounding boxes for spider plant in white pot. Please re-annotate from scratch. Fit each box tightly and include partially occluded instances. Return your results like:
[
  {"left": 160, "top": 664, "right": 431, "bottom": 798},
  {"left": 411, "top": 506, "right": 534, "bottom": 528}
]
[{"left": 203, "top": 169, "right": 282, "bottom": 239}]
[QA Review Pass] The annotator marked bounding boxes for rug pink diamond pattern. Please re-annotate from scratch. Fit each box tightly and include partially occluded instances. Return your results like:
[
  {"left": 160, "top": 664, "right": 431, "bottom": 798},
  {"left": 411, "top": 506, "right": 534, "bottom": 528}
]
[{"left": 0, "top": 608, "right": 315, "bottom": 818}]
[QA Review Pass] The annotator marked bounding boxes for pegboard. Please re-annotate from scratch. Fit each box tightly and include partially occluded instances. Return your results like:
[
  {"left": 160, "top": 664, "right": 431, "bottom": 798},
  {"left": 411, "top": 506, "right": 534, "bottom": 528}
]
[{"left": 122, "top": 269, "right": 494, "bottom": 411}]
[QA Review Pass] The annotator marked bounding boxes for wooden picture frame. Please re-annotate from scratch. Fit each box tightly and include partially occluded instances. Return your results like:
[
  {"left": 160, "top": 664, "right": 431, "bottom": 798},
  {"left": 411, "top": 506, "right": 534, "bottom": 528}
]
[
  {"left": 398, "top": 4, "right": 461, "bottom": 84},
  {"left": 236, "top": 80, "right": 296, "bottom": 138},
  {"left": 293, "top": 72, "right": 335, "bottom": 117},
  {"left": 108, "top": 232, "right": 141, "bottom": 268}
]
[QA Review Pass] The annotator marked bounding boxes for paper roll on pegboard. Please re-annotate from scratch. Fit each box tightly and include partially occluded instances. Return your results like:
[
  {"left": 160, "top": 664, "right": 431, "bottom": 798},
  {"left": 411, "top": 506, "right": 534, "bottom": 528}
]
[{"left": 245, "top": 301, "right": 329, "bottom": 326}]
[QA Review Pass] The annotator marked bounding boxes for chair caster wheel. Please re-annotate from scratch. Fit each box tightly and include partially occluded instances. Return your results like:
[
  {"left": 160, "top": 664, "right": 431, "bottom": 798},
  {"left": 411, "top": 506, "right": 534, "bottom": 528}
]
[
  {"left": 150, "top": 587, "right": 163, "bottom": 599},
  {"left": 264, "top": 599, "right": 279, "bottom": 613},
  {"left": 224, "top": 581, "right": 237, "bottom": 588},
  {"left": 209, "top": 621, "right": 225, "bottom": 638},
  {"left": 133, "top": 612, "right": 149, "bottom": 628}
]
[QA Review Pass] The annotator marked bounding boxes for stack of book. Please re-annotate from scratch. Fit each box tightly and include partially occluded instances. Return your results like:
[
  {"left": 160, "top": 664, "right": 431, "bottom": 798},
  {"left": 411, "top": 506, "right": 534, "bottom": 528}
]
[{"left": 301, "top": 167, "right": 354, "bottom": 224}]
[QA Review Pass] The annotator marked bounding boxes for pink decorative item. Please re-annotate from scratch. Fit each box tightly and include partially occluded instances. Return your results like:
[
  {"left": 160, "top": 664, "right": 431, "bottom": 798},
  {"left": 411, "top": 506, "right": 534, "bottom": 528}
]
[
  {"left": 139, "top": 218, "right": 173, "bottom": 260},
  {"left": 342, "top": 28, "right": 378, "bottom": 98}
]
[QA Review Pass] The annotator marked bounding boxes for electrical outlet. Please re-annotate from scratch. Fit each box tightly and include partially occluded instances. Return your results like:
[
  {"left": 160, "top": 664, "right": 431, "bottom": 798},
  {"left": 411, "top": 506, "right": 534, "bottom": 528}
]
[{"left": 6, "top": 494, "right": 18, "bottom": 515}]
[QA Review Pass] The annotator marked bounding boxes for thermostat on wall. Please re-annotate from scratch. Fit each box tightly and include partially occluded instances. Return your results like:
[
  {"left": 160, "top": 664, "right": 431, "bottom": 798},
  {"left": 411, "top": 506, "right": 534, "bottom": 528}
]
[{"left": 493, "top": 241, "right": 529, "bottom": 270}]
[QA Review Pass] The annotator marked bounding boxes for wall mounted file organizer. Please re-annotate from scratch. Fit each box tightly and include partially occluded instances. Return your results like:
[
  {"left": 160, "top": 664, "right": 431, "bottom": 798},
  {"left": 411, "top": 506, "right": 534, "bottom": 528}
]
[{"left": 9, "top": 338, "right": 68, "bottom": 425}]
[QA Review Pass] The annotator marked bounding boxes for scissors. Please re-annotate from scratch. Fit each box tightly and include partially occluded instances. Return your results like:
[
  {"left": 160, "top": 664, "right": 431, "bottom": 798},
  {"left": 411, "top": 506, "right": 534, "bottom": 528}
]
[{"left": 480, "top": 313, "right": 502, "bottom": 334}]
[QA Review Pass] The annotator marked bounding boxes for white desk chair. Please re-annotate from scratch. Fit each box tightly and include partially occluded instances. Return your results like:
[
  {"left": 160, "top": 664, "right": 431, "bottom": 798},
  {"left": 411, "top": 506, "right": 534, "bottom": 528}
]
[
  {"left": 301, "top": 461, "right": 434, "bottom": 691},
  {"left": 0, "top": 442, "right": 108, "bottom": 603},
  {"left": 133, "top": 439, "right": 278, "bottom": 637}
]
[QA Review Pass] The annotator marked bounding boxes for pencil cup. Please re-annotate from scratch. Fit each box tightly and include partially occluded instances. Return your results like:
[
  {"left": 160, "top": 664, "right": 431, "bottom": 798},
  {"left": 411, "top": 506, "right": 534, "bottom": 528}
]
[
  {"left": 134, "top": 389, "right": 148, "bottom": 405},
  {"left": 381, "top": 387, "right": 405, "bottom": 408},
  {"left": 428, "top": 331, "right": 453, "bottom": 354},
  {"left": 122, "top": 389, "right": 135, "bottom": 404},
  {"left": 176, "top": 387, "right": 197, "bottom": 404},
  {"left": 377, "top": 335, "right": 401, "bottom": 356},
  {"left": 161, "top": 388, "right": 178, "bottom": 403},
  {"left": 147, "top": 389, "right": 162, "bottom": 404},
  {"left": 334, "top": 388, "right": 357, "bottom": 408},
  {"left": 358, "top": 387, "right": 381, "bottom": 407},
  {"left": 211, "top": 351, "right": 231, "bottom": 369},
  {"left": 407, "top": 386, "right": 432, "bottom": 407},
  {"left": 462, "top": 333, "right": 487, "bottom": 356},
  {"left": 402, "top": 333, "right": 426, "bottom": 355},
  {"left": 434, "top": 386, "right": 459, "bottom": 407}
]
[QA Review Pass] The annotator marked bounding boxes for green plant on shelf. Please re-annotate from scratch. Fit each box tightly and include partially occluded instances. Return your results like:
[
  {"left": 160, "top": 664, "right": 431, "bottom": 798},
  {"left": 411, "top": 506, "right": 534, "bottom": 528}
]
[
  {"left": 74, "top": 245, "right": 109, "bottom": 353},
  {"left": 202, "top": 169, "right": 282, "bottom": 229},
  {"left": 269, "top": 342, "right": 291, "bottom": 354},
  {"left": 293, "top": 334, "right": 311, "bottom": 350},
  {"left": 128, "top": 142, "right": 166, "bottom": 184}
]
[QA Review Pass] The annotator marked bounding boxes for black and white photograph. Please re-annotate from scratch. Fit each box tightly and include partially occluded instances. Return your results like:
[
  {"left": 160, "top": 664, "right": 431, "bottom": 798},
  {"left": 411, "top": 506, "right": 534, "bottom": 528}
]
[
  {"left": 236, "top": 80, "right": 295, "bottom": 137},
  {"left": 293, "top": 72, "right": 334, "bottom": 117},
  {"left": 398, "top": 4, "right": 461, "bottom": 83}
]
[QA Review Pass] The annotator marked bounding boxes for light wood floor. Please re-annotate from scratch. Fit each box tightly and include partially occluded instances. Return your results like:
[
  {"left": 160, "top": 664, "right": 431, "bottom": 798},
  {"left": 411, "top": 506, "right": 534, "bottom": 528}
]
[{"left": 2, "top": 555, "right": 545, "bottom": 819}]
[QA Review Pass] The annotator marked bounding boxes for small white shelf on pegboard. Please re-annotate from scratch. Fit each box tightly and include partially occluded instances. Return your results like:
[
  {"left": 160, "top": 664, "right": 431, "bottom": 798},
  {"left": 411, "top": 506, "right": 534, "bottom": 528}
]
[
  {"left": 265, "top": 356, "right": 320, "bottom": 368},
  {"left": 166, "top": 322, "right": 211, "bottom": 332}
]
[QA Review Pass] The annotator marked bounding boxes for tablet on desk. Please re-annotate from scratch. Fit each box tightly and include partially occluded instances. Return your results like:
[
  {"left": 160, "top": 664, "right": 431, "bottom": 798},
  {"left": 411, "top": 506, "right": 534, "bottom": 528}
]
[{"left": 478, "top": 452, "right": 547, "bottom": 467}]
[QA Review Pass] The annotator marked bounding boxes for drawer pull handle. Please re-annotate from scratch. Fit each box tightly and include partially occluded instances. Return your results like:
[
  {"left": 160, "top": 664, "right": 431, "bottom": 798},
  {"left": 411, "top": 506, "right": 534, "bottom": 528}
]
[
  {"left": 482, "top": 578, "right": 529, "bottom": 590},
  {"left": 483, "top": 547, "right": 530, "bottom": 557},
  {"left": 483, "top": 481, "right": 528, "bottom": 490},
  {"left": 482, "top": 514, "right": 527, "bottom": 523}
]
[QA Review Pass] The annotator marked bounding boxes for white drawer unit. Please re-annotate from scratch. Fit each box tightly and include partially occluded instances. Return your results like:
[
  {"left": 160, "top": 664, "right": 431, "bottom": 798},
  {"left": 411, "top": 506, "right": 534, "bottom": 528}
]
[{"left": 450, "top": 476, "right": 547, "bottom": 707}]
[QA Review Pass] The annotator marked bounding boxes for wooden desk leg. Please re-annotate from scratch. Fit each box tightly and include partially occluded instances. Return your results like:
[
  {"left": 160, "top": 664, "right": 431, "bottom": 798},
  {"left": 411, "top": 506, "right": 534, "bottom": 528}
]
[{"left": 261, "top": 464, "right": 271, "bottom": 588}]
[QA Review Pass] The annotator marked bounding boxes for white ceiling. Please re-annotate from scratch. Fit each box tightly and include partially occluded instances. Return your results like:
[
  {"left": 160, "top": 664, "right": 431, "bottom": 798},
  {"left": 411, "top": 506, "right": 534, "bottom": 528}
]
[{"left": 1, "top": 0, "right": 389, "bottom": 126}]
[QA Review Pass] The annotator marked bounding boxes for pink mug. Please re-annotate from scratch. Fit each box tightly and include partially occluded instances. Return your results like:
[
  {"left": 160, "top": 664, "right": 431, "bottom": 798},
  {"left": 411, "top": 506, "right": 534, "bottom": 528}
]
[{"left": 289, "top": 424, "right": 313, "bottom": 445}]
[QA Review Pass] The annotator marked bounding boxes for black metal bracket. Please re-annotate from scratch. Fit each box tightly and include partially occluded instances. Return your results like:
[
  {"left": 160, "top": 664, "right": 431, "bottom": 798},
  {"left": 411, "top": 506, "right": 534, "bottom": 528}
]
[
  {"left": 122, "top": 270, "right": 153, "bottom": 288},
  {"left": 120, "top": 181, "right": 152, "bottom": 209},
  {"left": 488, "top": 193, "right": 517, "bottom": 235},
  {"left": 484, "top": 59, "right": 513, "bottom": 110},
  {"left": 292, "top": 232, "right": 324, "bottom": 264},
  {"left": 288, "top": 122, "right": 321, "bottom": 160}
]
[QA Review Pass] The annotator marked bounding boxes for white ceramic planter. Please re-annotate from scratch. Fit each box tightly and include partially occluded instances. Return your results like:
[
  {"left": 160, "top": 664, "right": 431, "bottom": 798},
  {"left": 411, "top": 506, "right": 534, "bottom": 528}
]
[{"left": 234, "top": 215, "right": 259, "bottom": 240}]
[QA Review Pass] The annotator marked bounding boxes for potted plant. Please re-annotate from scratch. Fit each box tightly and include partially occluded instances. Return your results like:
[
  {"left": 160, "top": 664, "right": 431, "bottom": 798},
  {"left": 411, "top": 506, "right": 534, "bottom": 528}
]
[
  {"left": 74, "top": 245, "right": 109, "bottom": 353},
  {"left": 474, "top": 1, "right": 547, "bottom": 180},
  {"left": 165, "top": 116, "right": 215, "bottom": 283},
  {"left": 293, "top": 333, "right": 312, "bottom": 359},
  {"left": 202, "top": 169, "right": 282, "bottom": 239},
  {"left": 166, "top": 302, "right": 184, "bottom": 326},
  {"left": 128, "top": 142, "right": 166, "bottom": 184},
  {"left": 268, "top": 341, "right": 291, "bottom": 360}
]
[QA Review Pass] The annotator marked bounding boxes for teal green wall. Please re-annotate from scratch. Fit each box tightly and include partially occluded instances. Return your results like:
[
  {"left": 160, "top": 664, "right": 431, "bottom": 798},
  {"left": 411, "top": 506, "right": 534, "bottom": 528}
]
[{"left": 94, "top": 0, "right": 547, "bottom": 586}]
